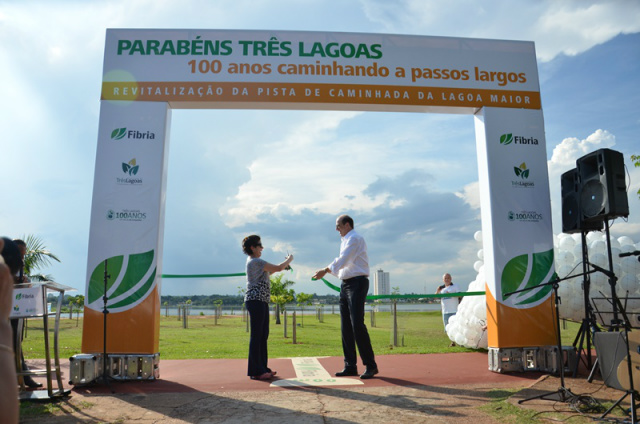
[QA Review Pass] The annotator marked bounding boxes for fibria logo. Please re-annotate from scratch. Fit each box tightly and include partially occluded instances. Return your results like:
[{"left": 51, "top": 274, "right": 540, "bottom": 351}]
[
  {"left": 118, "top": 158, "right": 142, "bottom": 185},
  {"left": 499, "top": 133, "right": 538, "bottom": 146},
  {"left": 111, "top": 127, "right": 156, "bottom": 140}
]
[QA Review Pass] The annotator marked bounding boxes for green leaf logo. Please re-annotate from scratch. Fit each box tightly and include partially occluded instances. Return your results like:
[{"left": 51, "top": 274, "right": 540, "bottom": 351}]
[
  {"left": 500, "top": 248, "right": 555, "bottom": 307},
  {"left": 500, "top": 133, "right": 513, "bottom": 145},
  {"left": 122, "top": 158, "right": 139, "bottom": 175},
  {"left": 111, "top": 128, "right": 127, "bottom": 140},
  {"left": 514, "top": 162, "right": 530, "bottom": 179},
  {"left": 87, "top": 249, "right": 156, "bottom": 312}
]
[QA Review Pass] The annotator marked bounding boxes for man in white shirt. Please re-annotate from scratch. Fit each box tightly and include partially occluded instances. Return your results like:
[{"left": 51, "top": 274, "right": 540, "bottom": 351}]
[
  {"left": 313, "top": 215, "right": 378, "bottom": 379},
  {"left": 436, "top": 273, "right": 460, "bottom": 347}
]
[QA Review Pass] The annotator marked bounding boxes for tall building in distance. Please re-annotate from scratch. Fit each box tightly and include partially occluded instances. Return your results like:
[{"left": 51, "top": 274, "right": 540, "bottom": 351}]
[{"left": 374, "top": 269, "right": 390, "bottom": 296}]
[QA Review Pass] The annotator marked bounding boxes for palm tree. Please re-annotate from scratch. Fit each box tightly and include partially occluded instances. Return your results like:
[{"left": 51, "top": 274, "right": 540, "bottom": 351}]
[
  {"left": 270, "top": 274, "right": 295, "bottom": 325},
  {"left": 296, "top": 292, "right": 314, "bottom": 327},
  {"left": 74, "top": 295, "right": 84, "bottom": 326},
  {"left": 21, "top": 234, "right": 61, "bottom": 281}
]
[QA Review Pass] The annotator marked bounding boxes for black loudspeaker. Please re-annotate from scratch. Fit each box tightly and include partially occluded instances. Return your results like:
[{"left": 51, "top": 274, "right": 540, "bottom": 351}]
[
  {"left": 593, "top": 331, "right": 628, "bottom": 391},
  {"left": 577, "top": 148, "right": 629, "bottom": 222},
  {"left": 561, "top": 168, "right": 603, "bottom": 234}
]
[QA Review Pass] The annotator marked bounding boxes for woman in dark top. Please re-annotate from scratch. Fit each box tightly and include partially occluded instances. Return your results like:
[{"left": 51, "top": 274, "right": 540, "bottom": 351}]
[{"left": 242, "top": 235, "right": 293, "bottom": 380}]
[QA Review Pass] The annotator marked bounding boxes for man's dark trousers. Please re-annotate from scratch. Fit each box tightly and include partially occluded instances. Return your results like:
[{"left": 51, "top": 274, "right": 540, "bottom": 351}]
[{"left": 340, "top": 276, "right": 376, "bottom": 369}]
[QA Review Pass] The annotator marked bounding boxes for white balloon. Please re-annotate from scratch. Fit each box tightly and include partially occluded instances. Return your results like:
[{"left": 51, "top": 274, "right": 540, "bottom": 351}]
[
  {"left": 618, "top": 236, "right": 635, "bottom": 247},
  {"left": 562, "top": 250, "right": 575, "bottom": 264},
  {"left": 474, "top": 302, "right": 487, "bottom": 320},
  {"left": 589, "top": 253, "right": 608, "bottom": 268},
  {"left": 477, "top": 249, "right": 484, "bottom": 260},
  {"left": 626, "top": 298, "right": 640, "bottom": 313},
  {"left": 556, "top": 264, "right": 574, "bottom": 278},
  {"left": 474, "top": 230, "right": 482, "bottom": 242},
  {"left": 619, "top": 274, "right": 639, "bottom": 293},
  {"left": 608, "top": 238, "right": 621, "bottom": 250},
  {"left": 572, "top": 244, "right": 584, "bottom": 260},
  {"left": 473, "top": 260, "right": 483, "bottom": 272},
  {"left": 620, "top": 244, "right": 637, "bottom": 254},
  {"left": 587, "top": 232, "right": 603, "bottom": 243},
  {"left": 558, "top": 236, "right": 576, "bottom": 251},
  {"left": 590, "top": 272, "right": 609, "bottom": 294},
  {"left": 591, "top": 240, "right": 607, "bottom": 254},
  {"left": 612, "top": 263, "right": 622, "bottom": 279},
  {"left": 621, "top": 256, "right": 640, "bottom": 275}
]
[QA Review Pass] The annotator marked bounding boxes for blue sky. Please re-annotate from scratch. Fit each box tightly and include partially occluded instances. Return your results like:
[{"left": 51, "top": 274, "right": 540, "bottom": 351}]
[{"left": 1, "top": 1, "right": 640, "bottom": 297}]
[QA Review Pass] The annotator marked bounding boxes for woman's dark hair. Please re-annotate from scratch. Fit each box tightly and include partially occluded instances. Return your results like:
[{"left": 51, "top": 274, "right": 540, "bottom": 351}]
[
  {"left": 242, "top": 235, "right": 261, "bottom": 255},
  {"left": 1, "top": 237, "right": 23, "bottom": 275}
]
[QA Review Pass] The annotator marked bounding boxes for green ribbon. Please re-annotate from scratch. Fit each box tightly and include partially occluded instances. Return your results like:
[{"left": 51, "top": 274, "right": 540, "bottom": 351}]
[
  {"left": 162, "top": 267, "right": 292, "bottom": 279},
  {"left": 162, "top": 273, "right": 246, "bottom": 278},
  {"left": 316, "top": 278, "right": 485, "bottom": 300},
  {"left": 161, "top": 274, "right": 485, "bottom": 300}
]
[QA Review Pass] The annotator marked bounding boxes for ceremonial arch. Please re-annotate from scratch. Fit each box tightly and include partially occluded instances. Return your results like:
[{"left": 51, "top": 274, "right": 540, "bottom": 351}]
[{"left": 83, "top": 29, "right": 557, "bottom": 368}]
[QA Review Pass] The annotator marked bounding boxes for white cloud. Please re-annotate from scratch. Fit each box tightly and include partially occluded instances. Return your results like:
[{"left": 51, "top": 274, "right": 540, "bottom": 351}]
[{"left": 361, "top": 0, "right": 640, "bottom": 62}]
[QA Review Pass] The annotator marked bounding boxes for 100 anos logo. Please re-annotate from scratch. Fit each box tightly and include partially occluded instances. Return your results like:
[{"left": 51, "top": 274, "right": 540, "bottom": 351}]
[
  {"left": 508, "top": 210, "right": 543, "bottom": 222},
  {"left": 107, "top": 209, "right": 147, "bottom": 221}
]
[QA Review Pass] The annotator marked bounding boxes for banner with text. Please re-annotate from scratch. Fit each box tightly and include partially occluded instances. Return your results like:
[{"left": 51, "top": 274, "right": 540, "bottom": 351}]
[
  {"left": 82, "top": 101, "right": 171, "bottom": 354},
  {"left": 102, "top": 29, "right": 540, "bottom": 112},
  {"left": 475, "top": 107, "right": 556, "bottom": 348}
]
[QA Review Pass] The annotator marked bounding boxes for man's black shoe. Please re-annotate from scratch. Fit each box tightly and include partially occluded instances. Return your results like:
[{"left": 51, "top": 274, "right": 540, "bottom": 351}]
[
  {"left": 24, "top": 378, "right": 43, "bottom": 388},
  {"left": 335, "top": 368, "right": 358, "bottom": 377},
  {"left": 360, "top": 367, "right": 379, "bottom": 379}
]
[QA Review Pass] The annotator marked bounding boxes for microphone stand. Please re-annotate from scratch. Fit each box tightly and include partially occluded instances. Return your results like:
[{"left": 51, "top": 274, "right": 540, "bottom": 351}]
[
  {"left": 510, "top": 269, "right": 597, "bottom": 404},
  {"left": 101, "top": 259, "right": 114, "bottom": 393}
]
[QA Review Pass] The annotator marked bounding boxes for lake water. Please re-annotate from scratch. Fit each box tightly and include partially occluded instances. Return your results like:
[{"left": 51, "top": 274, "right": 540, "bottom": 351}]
[{"left": 167, "top": 303, "right": 442, "bottom": 316}]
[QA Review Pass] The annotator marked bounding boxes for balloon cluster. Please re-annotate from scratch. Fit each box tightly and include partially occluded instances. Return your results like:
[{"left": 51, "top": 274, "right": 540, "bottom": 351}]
[
  {"left": 445, "top": 230, "right": 640, "bottom": 349},
  {"left": 554, "top": 232, "right": 640, "bottom": 322},
  {"left": 445, "top": 230, "right": 488, "bottom": 349}
]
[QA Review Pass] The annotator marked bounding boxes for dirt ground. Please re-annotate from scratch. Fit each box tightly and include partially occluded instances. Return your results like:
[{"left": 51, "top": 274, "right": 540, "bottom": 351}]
[
  {"left": 16, "top": 355, "right": 639, "bottom": 423},
  {"left": 18, "top": 375, "right": 636, "bottom": 423}
]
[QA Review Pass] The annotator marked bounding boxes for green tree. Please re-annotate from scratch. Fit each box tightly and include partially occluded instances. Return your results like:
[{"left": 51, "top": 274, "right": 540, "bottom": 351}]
[
  {"left": 21, "top": 234, "right": 61, "bottom": 282},
  {"left": 270, "top": 274, "right": 295, "bottom": 325},
  {"left": 295, "top": 292, "right": 314, "bottom": 327},
  {"left": 632, "top": 155, "right": 640, "bottom": 198},
  {"left": 74, "top": 295, "right": 84, "bottom": 326}
]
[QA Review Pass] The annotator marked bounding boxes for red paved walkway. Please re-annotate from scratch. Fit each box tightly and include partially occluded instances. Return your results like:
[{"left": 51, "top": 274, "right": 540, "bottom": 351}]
[{"left": 59, "top": 352, "right": 542, "bottom": 395}]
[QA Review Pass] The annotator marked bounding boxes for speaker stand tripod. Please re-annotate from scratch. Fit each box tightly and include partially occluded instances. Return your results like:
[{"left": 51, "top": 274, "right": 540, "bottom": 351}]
[
  {"left": 591, "top": 261, "right": 638, "bottom": 423},
  {"left": 572, "top": 230, "right": 599, "bottom": 377},
  {"left": 516, "top": 276, "right": 580, "bottom": 404}
]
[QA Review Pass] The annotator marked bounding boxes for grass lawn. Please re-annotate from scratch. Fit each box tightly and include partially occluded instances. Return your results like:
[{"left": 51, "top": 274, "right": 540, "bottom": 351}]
[{"left": 21, "top": 309, "right": 582, "bottom": 360}]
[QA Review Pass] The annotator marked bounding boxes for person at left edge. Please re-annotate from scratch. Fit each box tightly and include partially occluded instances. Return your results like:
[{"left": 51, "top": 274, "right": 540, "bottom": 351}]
[
  {"left": 242, "top": 235, "right": 293, "bottom": 381},
  {"left": 12, "top": 238, "right": 43, "bottom": 389}
]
